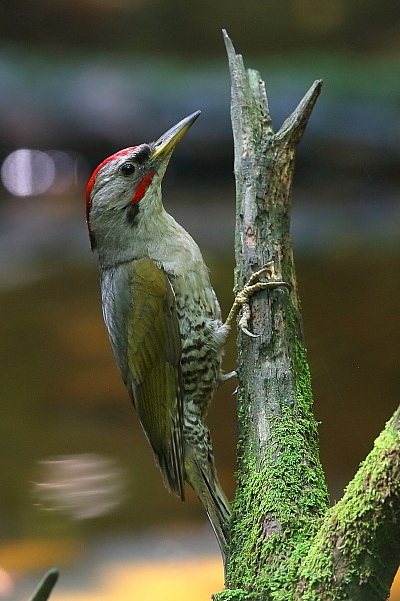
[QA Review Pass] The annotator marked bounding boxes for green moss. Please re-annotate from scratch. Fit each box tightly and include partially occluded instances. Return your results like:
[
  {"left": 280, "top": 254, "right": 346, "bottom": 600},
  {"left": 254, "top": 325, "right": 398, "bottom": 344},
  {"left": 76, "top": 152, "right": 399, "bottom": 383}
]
[
  {"left": 225, "top": 409, "right": 328, "bottom": 595},
  {"left": 291, "top": 409, "right": 400, "bottom": 600},
  {"left": 221, "top": 313, "right": 329, "bottom": 599},
  {"left": 213, "top": 589, "right": 255, "bottom": 601}
]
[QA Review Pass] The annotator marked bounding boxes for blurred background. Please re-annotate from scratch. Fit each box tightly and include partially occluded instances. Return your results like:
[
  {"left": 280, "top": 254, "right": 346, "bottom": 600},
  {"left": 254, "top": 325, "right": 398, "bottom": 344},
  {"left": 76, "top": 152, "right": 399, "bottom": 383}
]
[{"left": 0, "top": 1, "right": 399, "bottom": 600}]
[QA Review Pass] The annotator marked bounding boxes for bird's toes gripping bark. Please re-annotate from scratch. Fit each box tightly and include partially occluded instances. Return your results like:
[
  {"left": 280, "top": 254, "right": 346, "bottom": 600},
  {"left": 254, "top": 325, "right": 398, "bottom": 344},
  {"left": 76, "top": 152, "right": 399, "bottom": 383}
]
[
  {"left": 220, "top": 370, "right": 237, "bottom": 384},
  {"left": 225, "top": 261, "right": 291, "bottom": 337}
]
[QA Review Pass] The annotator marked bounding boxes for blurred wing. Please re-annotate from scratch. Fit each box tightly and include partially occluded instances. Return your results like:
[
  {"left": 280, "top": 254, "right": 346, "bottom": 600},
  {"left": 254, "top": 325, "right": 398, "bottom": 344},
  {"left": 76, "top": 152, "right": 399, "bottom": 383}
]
[{"left": 126, "top": 257, "right": 185, "bottom": 499}]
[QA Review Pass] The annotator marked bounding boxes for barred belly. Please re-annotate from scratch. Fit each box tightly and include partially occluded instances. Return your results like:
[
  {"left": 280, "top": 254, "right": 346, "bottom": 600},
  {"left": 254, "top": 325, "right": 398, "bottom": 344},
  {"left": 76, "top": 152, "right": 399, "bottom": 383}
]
[
  {"left": 181, "top": 323, "right": 222, "bottom": 411},
  {"left": 174, "top": 297, "right": 224, "bottom": 419}
]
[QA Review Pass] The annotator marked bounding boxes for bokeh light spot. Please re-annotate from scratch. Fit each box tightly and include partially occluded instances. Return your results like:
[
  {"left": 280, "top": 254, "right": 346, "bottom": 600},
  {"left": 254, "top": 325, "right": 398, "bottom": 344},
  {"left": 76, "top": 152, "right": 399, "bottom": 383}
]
[
  {"left": 1, "top": 149, "right": 55, "bottom": 196},
  {"left": 33, "top": 454, "right": 127, "bottom": 520}
]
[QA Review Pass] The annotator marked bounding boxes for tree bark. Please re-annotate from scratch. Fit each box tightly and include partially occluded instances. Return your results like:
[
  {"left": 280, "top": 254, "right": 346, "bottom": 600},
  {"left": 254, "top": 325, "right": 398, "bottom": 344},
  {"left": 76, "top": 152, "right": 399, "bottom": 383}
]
[{"left": 214, "top": 30, "right": 400, "bottom": 601}]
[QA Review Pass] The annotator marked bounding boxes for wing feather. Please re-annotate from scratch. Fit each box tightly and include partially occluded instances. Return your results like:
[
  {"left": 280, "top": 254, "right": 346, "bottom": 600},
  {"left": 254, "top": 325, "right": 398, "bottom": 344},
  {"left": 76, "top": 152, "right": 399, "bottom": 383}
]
[{"left": 125, "top": 257, "right": 185, "bottom": 499}]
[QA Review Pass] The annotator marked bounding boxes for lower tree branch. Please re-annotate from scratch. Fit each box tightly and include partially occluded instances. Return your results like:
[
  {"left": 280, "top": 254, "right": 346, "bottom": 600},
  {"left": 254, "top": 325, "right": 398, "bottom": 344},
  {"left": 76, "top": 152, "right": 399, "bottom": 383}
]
[{"left": 296, "top": 406, "right": 400, "bottom": 601}]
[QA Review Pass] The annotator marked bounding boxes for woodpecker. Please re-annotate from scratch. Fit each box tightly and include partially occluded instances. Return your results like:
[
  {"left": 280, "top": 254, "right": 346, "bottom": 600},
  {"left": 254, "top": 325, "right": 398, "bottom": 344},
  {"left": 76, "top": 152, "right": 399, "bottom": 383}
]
[{"left": 86, "top": 111, "right": 231, "bottom": 558}]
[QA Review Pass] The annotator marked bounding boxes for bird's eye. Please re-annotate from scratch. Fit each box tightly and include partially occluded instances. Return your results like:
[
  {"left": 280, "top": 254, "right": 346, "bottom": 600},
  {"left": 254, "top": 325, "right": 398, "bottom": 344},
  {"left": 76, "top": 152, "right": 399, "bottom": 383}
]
[{"left": 120, "top": 162, "right": 136, "bottom": 176}]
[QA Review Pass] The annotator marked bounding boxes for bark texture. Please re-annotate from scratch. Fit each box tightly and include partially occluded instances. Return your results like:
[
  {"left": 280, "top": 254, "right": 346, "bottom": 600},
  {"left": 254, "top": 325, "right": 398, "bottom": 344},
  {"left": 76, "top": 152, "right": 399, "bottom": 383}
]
[{"left": 213, "top": 31, "right": 400, "bottom": 601}]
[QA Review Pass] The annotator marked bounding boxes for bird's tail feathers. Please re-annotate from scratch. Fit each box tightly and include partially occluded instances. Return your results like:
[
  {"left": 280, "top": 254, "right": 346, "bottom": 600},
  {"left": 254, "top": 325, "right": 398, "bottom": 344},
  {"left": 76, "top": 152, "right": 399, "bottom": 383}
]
[
  {"left": 187, "top": 452, "right": 231, "bottom": 563},
  {"left": 156, "top": 449, "right": 185, "bottom": 501}
]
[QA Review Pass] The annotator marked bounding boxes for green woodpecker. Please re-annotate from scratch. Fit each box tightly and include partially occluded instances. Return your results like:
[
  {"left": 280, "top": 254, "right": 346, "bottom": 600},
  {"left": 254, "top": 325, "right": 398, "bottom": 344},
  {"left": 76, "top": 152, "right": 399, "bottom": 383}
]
[{"left": 86, "top": 112, "right": 231, "bottom": 557}]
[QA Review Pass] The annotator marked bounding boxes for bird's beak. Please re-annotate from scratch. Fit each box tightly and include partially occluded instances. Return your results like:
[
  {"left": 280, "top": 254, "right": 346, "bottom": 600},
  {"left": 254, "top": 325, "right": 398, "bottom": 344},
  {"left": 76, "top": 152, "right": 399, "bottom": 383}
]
[{"left": 152, "top": 111, "right": 201, "bottom": 160}]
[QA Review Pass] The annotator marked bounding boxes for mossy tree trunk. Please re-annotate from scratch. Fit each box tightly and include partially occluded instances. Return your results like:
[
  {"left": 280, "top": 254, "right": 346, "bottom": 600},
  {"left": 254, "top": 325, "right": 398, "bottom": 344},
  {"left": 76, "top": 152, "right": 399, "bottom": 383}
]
[{"left": 214, "top": 31, "right": 400, "bottom": 601}]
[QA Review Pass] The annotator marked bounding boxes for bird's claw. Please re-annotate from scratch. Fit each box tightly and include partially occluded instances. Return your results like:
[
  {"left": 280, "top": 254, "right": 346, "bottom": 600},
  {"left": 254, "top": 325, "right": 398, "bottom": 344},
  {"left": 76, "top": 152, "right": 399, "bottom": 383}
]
[
  {"left": 220, "top": 370, "right": 237, "bottom": 382},
  {"left": 225, "top": 261, "right": 290, "bottom": 336},
  {"left": 241, "top": 326, "right": 260, "bottom": 338}
]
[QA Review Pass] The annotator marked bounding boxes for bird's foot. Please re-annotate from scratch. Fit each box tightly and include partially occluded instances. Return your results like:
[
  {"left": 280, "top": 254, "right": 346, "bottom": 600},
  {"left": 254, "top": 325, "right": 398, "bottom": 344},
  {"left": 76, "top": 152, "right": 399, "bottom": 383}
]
[
  {"left": 225, "top": 261, "right": 290, "bottom": 337},
  {"left": 220, "top": 370, "right": 237, "bottom": 383}
]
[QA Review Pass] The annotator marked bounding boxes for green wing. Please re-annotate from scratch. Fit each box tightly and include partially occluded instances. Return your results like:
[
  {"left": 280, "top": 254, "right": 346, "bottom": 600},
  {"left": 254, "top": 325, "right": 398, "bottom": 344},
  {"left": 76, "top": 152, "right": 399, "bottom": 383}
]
[{"left": 126, "top": 257, "right": 185, "bottom": 499}]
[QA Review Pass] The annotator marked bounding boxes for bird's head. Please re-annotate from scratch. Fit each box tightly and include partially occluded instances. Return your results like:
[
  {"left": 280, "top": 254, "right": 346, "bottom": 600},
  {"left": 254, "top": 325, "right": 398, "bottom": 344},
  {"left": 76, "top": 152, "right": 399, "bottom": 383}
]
[{"left": 86, "top": 111, "right": 201, "bottom": 255}]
